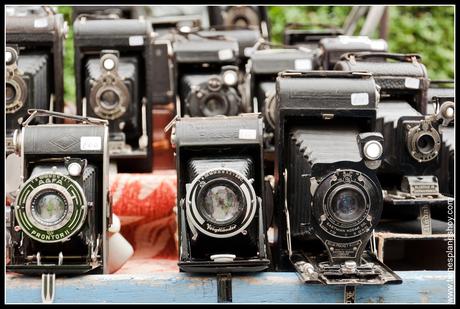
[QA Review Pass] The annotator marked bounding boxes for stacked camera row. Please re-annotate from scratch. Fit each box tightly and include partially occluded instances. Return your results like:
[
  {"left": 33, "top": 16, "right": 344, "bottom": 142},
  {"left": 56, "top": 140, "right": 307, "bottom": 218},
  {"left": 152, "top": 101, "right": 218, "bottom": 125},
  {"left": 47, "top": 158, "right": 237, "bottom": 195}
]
[{"left": 5, "top": 6, "right": 454, "bottom": 288}]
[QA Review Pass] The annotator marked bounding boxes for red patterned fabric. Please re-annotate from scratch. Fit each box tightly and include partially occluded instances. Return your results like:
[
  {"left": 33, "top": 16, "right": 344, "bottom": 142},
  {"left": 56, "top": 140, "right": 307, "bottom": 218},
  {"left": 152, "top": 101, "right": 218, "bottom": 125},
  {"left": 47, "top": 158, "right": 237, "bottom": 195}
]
[{"left": 109, "top": 170, "right": 179, "bottom": 273}]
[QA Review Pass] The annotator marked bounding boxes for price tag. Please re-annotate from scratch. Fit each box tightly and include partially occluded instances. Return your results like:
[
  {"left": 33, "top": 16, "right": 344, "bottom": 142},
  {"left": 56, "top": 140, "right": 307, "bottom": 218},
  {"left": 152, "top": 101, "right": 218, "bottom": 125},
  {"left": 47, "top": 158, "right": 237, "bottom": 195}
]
[
  {"left": 294, "top": 59, "right": 312, "bottom": 71},
  {"left": 351, "top": 93, "right": 369, "bottom": 106},
  {"left": 81, "top": 136, "right": 102, "bottom": 151},
  {"left": 129, "top": 35, "right": 144, "bottom": 46},
  {"left": 405, "top": 77, "right": 420, "bottom": 89},
  {"left": 238, "top": 129, "right": 257, "bottom": 140},
  {"left": 218, "top": 49, "right": 234, "bottom": 61},
  {"left": 34, "top": 18, "right": 48, "bottom": 28}
]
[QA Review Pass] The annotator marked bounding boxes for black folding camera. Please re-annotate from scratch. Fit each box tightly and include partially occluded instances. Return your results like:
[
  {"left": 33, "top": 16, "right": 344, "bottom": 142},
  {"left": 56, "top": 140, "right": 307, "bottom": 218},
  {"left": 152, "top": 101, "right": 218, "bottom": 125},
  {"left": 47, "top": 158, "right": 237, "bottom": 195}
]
[
  {"left": 173, "top": 33, "right": 250, "bottom": 117},
  {"left": 319, "top": 36, "right": 388, "bottom": 69},
  {"left": 335, "top": 52, "right": 454, "bottom": 223},
  {"left": 5, "top": 10, "right": 67, "bottom": 154},
  {"left": 173, "top": 114, "right": 269, "bottom": 273},
  {"left": 428, "top": 81, "right": 455, "bottom": 196},
  {"left": 246, "top": 48, "right": 316, "bottom": 159},
  {"left": 7, "top": 109, "right": 110, "bottom": 278},
  {"left": 274, "top": 71, "right": 401, "bottom": 285},
  {"left": 74, "top": 18, "right": 155, "bottom": 172},
  {"left": 283, "top": 23, "right": 343, "bottom": 49}
]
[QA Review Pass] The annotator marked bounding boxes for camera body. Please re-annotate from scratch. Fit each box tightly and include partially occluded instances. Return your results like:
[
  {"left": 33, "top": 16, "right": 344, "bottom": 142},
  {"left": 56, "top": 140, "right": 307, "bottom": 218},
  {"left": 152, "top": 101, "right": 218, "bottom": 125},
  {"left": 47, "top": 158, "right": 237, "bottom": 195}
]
[
  {"left": 319, "top": 36, "right": 388, "bottom": 69},
  {"left": 173, "top": 114, "right": 269, "bottom": 273},
  {"left": 208, "top": 6, "right": 269, "bottom": 39},
  {"left": 7, "top": 110, "right": 110, "bottom": 276},
  {"left": 5, "top": 12, "right": 67, "bottom": 154},
  {"left": 246, "top": 48, "right": 316, "bottom": 154},
  {"left": 173, "top": 35, "right": 248, "bottom": 117},
  {"left": 274, "top": 71, "right": 400, "bottom": 284},
  {"left": 74, "top": 18, "right": 154, "bottom": 172}
]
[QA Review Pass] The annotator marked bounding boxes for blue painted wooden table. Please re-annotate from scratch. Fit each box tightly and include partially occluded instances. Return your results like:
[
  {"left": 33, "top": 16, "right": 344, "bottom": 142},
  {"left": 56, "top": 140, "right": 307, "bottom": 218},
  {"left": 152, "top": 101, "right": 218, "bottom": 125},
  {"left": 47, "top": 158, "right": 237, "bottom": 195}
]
[{"left": 5, "top": 271, "right": 454, "bottom": 304}]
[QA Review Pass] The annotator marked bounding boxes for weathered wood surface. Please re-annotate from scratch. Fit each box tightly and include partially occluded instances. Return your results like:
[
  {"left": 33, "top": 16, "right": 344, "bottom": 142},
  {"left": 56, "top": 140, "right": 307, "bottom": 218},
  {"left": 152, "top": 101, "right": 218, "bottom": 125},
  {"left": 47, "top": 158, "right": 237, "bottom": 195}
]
[{"left": 5, "top": 271, "right": 454, "bottom": 304}]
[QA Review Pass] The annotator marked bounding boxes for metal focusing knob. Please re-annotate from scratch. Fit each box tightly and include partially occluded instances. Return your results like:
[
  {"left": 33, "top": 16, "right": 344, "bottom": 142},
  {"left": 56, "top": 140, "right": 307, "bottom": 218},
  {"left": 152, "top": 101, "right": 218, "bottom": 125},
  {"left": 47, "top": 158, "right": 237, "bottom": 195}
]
[
  {"left": 436, "top": 101, "right": 455, "bottom": 127},
  {"left": 295, "top": 261, "right": 318, "bottom": 280},
  {"left": 406, "top": 120, "right": 441, "bottom": 163}
]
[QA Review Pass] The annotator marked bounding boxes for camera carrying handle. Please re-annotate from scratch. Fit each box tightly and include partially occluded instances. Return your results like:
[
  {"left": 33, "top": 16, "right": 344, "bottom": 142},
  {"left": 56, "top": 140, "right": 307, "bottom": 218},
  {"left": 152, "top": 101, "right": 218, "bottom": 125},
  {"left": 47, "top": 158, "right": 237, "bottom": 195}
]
[
  {"left": 341, "top": 52, "right": 422, "bottom": 63},
  {"left": 23, "top": 109, "right": 108, "bottom": 127}
]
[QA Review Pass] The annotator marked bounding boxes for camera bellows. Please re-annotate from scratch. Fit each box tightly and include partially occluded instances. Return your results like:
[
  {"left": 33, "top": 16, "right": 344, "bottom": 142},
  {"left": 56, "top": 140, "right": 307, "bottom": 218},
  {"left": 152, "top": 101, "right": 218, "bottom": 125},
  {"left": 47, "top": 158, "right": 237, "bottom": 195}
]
[{"left": 13, "top": 53, "right": 49, "bottom": 112}]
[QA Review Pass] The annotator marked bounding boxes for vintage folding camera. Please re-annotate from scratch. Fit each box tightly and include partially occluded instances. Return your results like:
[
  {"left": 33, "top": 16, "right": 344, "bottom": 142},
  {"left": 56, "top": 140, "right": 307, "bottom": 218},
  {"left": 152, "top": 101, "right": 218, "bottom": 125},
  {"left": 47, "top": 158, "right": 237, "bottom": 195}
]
[
  {"left": 335, "top": 53, "right": 454, "bottom": 223},
  {"left": 173, "top": 34, "right": 250, "bottom": 117},
  {"left": 208, "top": 5, "right": 270, "bottom": 39},
  {"left": 283, "top": 23, "right": 343, "bottom": 49},
  {"left": 319, "top": 36, "right": 388, "bottom": 69},
  {"left": 172, "top": 114, "right": 270, "bottom": 274},
  {"left": 7, "top": 110, "right": 110, "bottom": 287},
  {"left": 245, "top": 48, "right": 316, "bottom": 162},
  {"left": 274, "top": 70, "right": 401, "bottom": 285},
  {"left": 74, "top": 18, "right": 154, "bottom": 172},
  {"left": 427, "top": 81, "right": 455, "bottom": 197},
  {"left": 5, "top": 10, "right": 67, "bottom": 154}
]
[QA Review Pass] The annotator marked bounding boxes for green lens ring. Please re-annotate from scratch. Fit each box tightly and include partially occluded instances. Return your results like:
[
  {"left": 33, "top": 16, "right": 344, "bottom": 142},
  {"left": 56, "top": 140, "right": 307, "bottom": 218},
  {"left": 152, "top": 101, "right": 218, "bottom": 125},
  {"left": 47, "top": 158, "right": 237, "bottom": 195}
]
[{"left": 14, "top": 172, "right": 87, "bottom": 243}]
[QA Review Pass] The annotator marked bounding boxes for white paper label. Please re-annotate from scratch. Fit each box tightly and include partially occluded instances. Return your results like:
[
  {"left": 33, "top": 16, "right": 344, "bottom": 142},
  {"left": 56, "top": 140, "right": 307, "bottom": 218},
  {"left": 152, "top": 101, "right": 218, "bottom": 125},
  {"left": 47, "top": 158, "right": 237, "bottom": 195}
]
[
  {"left": 34, "top": 18, "right": 48, "bottom": 28},
  {"left": 129, "top": 35, "right": 144, "bottom": 46},
  {"left": 405, "top": 77, "right": 420, "bottom": 89},
  {"left": 218, "top": 49, "right": 234, "bottom": 61},
  {"left": 81, "top": 136, "right": 102, "bottom": 151},
  {"left": 238, "top": 129, "right": 257, "bottom": 140},
  {"left": 371, "top": 40, "right": 387, "bottom": 50},
  {"left": 294, "top": 59, "right": 312, "bottom": 71},
  {"left": 351, "top": 93, "right": 369, "bottom": 106},
  {"left": 244, "top": 47, "right": 255, "bottom": 57}
]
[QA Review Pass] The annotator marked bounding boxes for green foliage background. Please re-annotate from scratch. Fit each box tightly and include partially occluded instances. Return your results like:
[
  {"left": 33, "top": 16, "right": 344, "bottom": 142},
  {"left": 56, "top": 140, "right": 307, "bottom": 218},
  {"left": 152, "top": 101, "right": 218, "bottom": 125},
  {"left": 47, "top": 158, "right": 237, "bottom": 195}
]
[{"left": 58, "top": 6, "right": 454, "bottom": 104}]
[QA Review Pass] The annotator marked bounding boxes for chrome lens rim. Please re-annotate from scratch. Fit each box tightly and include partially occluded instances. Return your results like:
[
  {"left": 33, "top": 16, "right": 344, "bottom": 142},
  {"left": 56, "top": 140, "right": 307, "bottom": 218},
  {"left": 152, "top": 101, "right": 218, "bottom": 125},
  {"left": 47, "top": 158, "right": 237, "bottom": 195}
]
[
  {"left": 14, "top": 172, "right": 87, "bottom": 243},
  {"left": 186, "top": 168, "right": 257, "bottom": 238}
]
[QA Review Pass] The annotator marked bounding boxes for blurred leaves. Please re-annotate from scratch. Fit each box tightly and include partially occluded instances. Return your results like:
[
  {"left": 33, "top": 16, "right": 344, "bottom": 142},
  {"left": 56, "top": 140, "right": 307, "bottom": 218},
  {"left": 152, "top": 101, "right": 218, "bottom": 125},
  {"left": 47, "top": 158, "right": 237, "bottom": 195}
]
[
  {"left": 268, "top": 6, "right": 454, "bottom": 80},
  {"left": 57, "top": 6, "right": 75, "bottom": 104}
]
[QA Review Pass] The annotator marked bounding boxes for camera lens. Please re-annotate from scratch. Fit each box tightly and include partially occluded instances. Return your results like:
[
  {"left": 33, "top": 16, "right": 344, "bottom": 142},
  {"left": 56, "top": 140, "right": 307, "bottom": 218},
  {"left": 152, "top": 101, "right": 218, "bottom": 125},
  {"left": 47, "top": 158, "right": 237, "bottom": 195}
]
[
  {"left": 330, "top": 188, "right": 366, "bottom": 223},
  {"left": 416, "top": 134, "right": 435, "bottom": 154},
  {"left": 6, "top": 82, "right": 16, "bottom": 104},
  {"left": 203, "top": 95, "right": 227, "bottom": 116},
  {"left": 31, "top": 191, "right": 68, "bottom": 226},
  {"left": 99, "top": 89, "right": 120, "bottom": 110},
  {"left": 202, "top": 183, "right": 243, "bottom": 224},
  {"left": 233, "top": 16, "right": 250, "bottom": 27}
]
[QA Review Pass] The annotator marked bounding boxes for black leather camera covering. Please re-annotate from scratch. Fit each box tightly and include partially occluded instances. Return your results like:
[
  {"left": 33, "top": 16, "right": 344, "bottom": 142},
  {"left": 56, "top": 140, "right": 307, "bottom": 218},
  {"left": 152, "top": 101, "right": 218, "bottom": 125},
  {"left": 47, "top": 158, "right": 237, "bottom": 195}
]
[
  {"left": 173, "top": 39, "right": 239, "bottom": 63},
  {"left": 276, "top": 71, "right": 378, "bottom": 118},
  {"left": 335, "top": 53, "right": 429, "bottom": 114},
  {"left": 319, "top": 36, "right": 388, "bottom": 69},
  {"left": 175, "top": 114, "right": 263, "bottom": 148},
  {"left": 23, "top": 124, "right": 106, "bottom": 156},
  {"left": 198, "top": 29, "right": 260, "bottom": 58}
]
